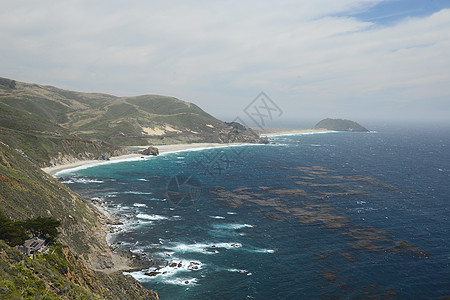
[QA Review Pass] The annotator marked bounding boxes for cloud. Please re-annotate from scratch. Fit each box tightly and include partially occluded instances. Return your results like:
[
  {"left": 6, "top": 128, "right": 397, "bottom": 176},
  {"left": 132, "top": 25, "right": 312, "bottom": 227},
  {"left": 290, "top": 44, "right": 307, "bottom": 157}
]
[{"left": 0, "top": 0, "right": 449, "bottom": 124}]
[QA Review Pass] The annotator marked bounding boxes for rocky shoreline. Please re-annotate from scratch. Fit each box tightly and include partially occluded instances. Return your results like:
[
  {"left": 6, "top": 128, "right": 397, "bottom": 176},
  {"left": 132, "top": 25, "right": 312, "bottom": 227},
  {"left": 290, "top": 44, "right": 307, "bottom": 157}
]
[{"left": 89, "top": 198, "right": 155, "bottom": 275}]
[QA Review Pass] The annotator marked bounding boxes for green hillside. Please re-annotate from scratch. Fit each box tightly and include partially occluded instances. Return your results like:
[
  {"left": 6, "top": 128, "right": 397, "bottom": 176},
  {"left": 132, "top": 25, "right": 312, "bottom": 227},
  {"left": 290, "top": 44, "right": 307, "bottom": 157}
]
[
  {"left": 0, "top": 241, "right": 158, "bottom": 299},
  {"left": 1, "top": 141, "right": 114, "bottom": 265},
  {"left": 0, "top": 79, "right": 126, "bottom": 167},
  {"left": 0, "top": 77, "right": 262, "bottom": 157},
  {"left": 0, "top": 135, "right": 157, "bottom": 299}
]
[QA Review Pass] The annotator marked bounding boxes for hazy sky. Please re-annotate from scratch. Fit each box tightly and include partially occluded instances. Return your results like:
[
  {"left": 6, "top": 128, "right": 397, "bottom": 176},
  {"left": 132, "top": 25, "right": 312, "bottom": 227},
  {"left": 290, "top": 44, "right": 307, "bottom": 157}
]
[{"left": 1, "top": 0, "right": 449, "bottom": 127}]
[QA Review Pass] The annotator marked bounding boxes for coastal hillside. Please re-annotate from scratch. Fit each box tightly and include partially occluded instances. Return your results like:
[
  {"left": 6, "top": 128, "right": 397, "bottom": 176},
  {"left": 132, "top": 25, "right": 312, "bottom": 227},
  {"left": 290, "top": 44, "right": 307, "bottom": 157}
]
[
  {"left": 0, "top": 78, "right": 126, "bottom": 167},
  {"left": 0, "top": 138, "right": 158, "bottom": 298},
  {"left": 0, "top": 77, "right": 262, "bottom": 166},
  {"left": 314, "top": 118, "right": 369, "bottom": 132},
  {"left": 0, "top": 76, "right": 264, "bottom": 298},
  {"left": 0, "top": 98, "right": 126, "bottom": 167},
  {"left": 1, "top": 141, "right": 106, "bottom": 262},
  {"left": 0, "top": 240, "right": 158, "bottom": 299}
]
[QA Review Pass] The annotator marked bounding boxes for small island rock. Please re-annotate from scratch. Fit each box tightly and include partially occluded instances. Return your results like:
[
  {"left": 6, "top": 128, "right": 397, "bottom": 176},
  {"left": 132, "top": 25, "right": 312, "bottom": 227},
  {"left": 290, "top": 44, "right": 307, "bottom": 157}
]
[{"left": 314, "top": 118, "right": 369, "bottom": 132}]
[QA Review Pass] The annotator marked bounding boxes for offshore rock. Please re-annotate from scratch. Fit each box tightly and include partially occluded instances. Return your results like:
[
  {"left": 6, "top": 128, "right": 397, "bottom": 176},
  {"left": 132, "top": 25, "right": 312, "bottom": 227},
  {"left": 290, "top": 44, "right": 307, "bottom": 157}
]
[{"left": 314, "top": 118, "right": 369, "bottom": 132}]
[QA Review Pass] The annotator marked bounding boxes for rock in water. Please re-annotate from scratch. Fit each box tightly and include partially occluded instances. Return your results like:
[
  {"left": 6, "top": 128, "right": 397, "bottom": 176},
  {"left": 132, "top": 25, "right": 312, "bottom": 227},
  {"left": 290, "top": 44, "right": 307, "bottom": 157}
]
[
  {"left": 314, "top": 118, "right": 369, "bottom": 132},
  {"left": 141, "top": 146, "right": 159, "bottom": 156}
]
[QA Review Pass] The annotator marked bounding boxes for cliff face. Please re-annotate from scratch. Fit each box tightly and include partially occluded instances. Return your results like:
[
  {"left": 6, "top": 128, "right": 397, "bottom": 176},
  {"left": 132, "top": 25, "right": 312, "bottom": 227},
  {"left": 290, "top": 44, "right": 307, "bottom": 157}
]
[
  {"left": 1, "top": 141, "right": 104, "bottom": 262},
  {"left": 0, "top": 241, "right": 158, "bottom": 299},
  {"left": 0, "top": 141, "right": 157, "bottom": 298},
  {"left": 314, "top": 118, "right": 369, "bottom": 132}
]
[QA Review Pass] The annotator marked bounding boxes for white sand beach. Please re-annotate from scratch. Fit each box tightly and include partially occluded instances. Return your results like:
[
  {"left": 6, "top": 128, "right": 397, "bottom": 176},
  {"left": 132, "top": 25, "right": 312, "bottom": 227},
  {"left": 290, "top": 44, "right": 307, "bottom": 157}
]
[{"left": 42, "top": 142, "right": 247, "bottom": 176}]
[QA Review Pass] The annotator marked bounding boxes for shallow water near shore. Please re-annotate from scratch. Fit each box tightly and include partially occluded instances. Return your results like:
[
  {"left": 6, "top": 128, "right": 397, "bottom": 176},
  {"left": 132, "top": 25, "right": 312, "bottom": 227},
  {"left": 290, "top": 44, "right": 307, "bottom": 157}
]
[{"left": 59, "top": 125, "right": 450, "bottom": 299}]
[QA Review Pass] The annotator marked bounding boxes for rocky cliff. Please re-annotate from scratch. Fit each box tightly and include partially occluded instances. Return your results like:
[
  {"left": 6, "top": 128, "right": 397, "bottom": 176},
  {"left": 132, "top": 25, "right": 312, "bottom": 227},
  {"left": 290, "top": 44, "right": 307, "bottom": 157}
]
[
  {"left": 0, "top": 240, "right": 158, "bottom": 299},
  {"left": 0, "top": 140, "right": 157, "bottom": 298}
]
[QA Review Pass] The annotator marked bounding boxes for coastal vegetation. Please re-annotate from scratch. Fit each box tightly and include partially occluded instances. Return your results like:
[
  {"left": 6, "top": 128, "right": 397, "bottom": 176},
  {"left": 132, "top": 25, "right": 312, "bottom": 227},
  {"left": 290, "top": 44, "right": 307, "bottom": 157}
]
[
  {"left": 0, "top": 76, "right": 263, "bottom": 167},
  {"left": 0, "top": 240, "right": 158, "bottom": 299},
  {"left": 0, "top": 214, "right": 60, "bottom": 246},
  {"left": 0, "top": 133, "right": 158, "bottom": 299}
]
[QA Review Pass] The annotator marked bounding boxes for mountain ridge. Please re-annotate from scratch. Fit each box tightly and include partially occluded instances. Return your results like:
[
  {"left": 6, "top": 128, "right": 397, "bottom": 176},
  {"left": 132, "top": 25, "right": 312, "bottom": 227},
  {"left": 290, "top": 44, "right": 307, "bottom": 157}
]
[{"left": 0, "top": 77, "right": 262, "bottom": 153}]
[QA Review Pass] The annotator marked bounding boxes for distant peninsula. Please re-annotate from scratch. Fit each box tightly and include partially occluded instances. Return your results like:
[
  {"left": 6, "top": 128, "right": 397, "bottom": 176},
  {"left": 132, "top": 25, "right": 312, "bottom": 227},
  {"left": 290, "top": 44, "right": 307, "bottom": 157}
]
[{"left": 314, "top": 118, "right": 369, "bottom": 132}]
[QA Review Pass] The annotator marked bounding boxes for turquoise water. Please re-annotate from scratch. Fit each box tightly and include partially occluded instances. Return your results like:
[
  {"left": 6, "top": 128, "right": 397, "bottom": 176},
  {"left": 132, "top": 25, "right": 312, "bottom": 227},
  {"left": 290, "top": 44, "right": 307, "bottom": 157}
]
[{"left": 59, "top": 126, "right": 450, "bottom": 299}]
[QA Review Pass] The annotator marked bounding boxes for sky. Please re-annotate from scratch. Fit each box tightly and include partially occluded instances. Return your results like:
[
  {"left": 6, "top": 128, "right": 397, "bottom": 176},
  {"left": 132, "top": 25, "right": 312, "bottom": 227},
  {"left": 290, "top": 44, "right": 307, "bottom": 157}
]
[{"left": 1, "top": 0, "right": 449, "bottom": 128}]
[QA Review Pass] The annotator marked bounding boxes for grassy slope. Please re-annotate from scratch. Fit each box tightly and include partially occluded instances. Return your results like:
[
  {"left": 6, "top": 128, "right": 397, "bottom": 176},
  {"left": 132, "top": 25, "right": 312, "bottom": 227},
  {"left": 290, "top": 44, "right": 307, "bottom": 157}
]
[
  {"left": 0, "top": 77, "right": 261, "bottom": 151},
  {"left": 0, "top": 101, "right": 125, "bottom": 167},
  {"left": 0, "top": 141, "right": 158, "bottom": 299},
  {"left": 0, "top": 79, "right": 127, "bottom": 167},
  {"left": 0, "top": 241, "right": 158, "bottom": 299},
  {"left": 1, "top": 141, "right": 106, "bottom": 261}
]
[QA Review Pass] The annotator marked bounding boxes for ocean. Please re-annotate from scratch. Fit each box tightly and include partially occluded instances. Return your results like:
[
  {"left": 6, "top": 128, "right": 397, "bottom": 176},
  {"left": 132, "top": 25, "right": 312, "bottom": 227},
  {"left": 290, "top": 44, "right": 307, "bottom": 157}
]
[{"left": 57, "top": 124, "right": 450, "bottom": 299}]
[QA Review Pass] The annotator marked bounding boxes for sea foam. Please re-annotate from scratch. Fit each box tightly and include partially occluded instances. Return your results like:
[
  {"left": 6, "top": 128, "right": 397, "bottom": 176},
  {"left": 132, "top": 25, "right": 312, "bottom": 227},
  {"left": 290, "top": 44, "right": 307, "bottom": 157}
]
[
  {"left": 165, "top": 241, "right": 244, "bottom": 254},
  {"left": 60, "top": 177, "right": 104, "bottom": 184},
  {"left": 124, "top": 191, "right": 153, "bottom": 195},
  {"left": 211, "top": 223, "right": 254, "bottom": 230},
  {"left": 136, "top": 214, "right": 168, "bottom": 221},
  {"left": 125, "top": 257, "right": 203, "bottom": 285}
]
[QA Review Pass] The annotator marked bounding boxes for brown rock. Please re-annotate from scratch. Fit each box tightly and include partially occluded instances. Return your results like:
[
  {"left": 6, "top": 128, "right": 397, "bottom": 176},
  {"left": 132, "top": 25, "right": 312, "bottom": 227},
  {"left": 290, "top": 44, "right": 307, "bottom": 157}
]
[{"left": 141, "top": 146, "right": 159, "bottom": 156}]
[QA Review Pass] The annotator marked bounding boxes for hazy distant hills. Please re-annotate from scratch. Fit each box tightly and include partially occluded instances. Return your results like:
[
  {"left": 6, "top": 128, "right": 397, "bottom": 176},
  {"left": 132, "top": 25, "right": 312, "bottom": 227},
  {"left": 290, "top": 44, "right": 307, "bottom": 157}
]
[
  {"left": 0, "top": 77, "right": 261, "bottom": 166},
  {"left": 314, "top": 118, "right": 369, "bottom": 132}
]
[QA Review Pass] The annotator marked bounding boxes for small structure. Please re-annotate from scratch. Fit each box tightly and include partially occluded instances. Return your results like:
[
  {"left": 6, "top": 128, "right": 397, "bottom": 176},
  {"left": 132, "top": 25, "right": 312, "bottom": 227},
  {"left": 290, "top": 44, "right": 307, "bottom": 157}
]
[{"left": 17, "top": 237, "right": 47, "bottom": 257}]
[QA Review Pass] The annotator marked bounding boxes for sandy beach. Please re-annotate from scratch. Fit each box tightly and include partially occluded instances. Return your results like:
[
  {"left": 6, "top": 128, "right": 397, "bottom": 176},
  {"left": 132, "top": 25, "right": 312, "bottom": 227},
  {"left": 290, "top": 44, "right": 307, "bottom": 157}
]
[
  {"left": 42, "top": 142, "right": 248, "bottom": 176},
  {"left": 41, "top": 131, "right": 334, "bottom": 176}
]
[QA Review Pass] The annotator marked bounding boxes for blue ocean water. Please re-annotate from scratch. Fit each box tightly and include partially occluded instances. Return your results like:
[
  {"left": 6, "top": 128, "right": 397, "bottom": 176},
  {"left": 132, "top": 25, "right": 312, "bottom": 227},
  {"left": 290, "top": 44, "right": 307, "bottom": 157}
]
[{"left": 58, "top": 125, "right": 450, "bottom": 299}]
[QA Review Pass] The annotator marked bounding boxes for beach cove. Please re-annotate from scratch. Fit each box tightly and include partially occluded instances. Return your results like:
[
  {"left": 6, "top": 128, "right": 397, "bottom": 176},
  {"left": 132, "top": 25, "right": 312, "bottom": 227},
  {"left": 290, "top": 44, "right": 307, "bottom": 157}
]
[
  {"left": 39, "top": 130, "right": 329, "bottom": 276},
  {"left": 43, "top": 127, "right": 450, "bottom": 299},
  {"left": 43, "top": 142, "right": 248, "bottom": 176},
  {"left": 42, "top": 129, "right": 331, "bottom": 176}
]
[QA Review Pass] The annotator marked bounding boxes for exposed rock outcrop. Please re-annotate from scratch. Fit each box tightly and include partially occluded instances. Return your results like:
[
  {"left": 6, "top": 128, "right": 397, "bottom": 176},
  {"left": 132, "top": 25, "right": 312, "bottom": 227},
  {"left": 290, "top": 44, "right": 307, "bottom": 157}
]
[
  {"left": 221, "top": 121, "right": 268, "bottom": 144},
  {"left": 141, "top": 146, "right": 159, "bottom": 156},
  {"left": 0, "top": 77, "right": 15, "bottom": 89}
]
